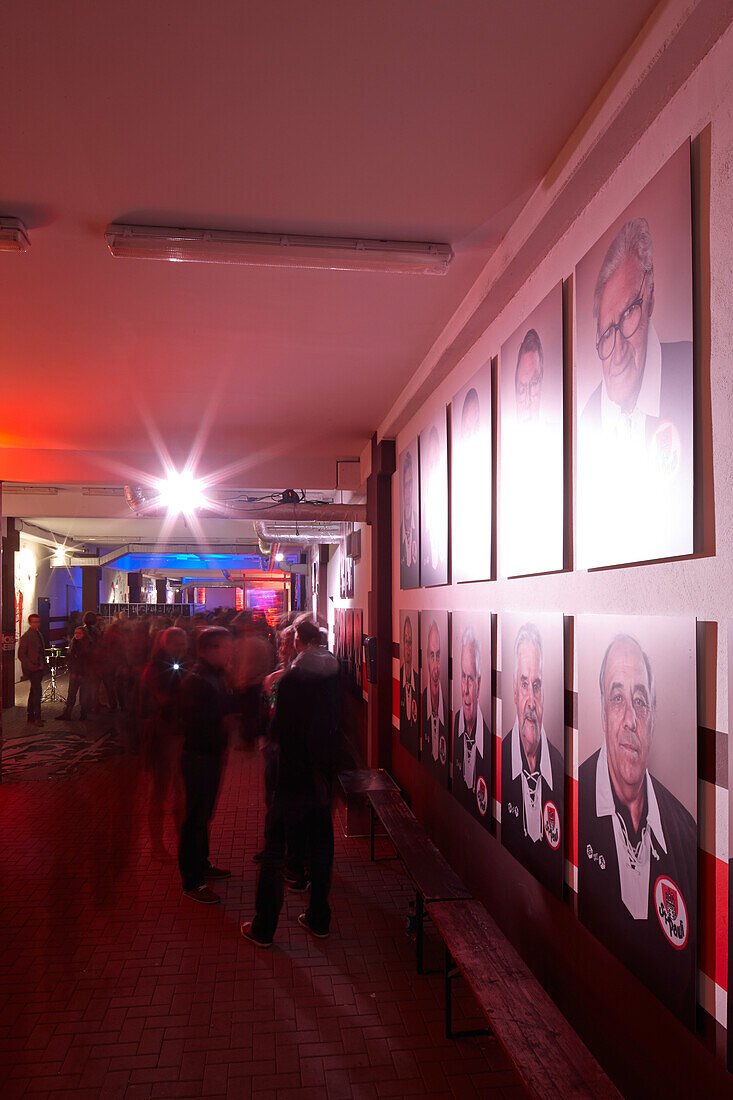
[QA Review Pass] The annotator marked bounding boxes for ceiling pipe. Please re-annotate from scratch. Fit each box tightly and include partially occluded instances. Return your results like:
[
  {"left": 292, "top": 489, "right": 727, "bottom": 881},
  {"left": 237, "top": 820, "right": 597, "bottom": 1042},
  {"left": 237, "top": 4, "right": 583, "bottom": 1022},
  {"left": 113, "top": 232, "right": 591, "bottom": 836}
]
[
  {"left": 122, "top": 485, "right": 367, "bottom": 524},
  {"left": 254, "top": 520, "right": 343, "bottom": 549}
]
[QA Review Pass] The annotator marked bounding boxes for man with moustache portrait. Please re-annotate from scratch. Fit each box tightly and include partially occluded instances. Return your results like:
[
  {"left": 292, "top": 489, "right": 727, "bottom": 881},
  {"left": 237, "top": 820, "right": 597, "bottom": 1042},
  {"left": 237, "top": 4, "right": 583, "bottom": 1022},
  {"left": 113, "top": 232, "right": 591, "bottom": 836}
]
[
  {"left": 578, "top": 633, "right": 696, "bottom": 1022},
  {"left": 501, "top": 621, "right": 564, "bottom": 893}
]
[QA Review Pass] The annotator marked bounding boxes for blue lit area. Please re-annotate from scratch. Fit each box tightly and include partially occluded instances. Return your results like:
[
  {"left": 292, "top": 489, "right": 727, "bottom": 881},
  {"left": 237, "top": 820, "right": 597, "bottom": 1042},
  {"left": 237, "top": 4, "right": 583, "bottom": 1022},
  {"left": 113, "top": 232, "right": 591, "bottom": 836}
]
[{"left": 107, "top": 552, "right": 299, "bottom": 572}]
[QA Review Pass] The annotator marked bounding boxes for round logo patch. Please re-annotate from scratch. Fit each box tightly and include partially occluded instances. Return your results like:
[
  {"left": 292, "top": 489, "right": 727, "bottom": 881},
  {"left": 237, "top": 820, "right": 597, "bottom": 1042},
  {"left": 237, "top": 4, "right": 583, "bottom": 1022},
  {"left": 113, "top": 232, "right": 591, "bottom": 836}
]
[
  {"left": 654, "top": 875, "right": 689, "bottom": 950},
  {"left": 439, "top": 734, "right": 447, "bottom": 766},
  {"left": 475, "top": 775, "right": 488, "bottom": 817},
  {"left": 543, "top": 800, "right": 560, "bottom": 849},
  {"left": 411, "top": 699, "right": 417, "bottom": 722}
]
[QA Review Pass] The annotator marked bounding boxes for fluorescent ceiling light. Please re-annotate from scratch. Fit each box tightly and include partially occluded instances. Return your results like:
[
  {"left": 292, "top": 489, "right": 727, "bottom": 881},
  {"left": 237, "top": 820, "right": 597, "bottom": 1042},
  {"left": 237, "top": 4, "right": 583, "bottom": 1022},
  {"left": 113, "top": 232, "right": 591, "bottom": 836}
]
[
  {"left": 155, "top": 470, "right": 206, "bottom": 517},
  {"left": 104, "top": 223, "right": 453, "bottom": 275},
  {"left": 0, "top": 217, "right": 30, "bottom": 253}
]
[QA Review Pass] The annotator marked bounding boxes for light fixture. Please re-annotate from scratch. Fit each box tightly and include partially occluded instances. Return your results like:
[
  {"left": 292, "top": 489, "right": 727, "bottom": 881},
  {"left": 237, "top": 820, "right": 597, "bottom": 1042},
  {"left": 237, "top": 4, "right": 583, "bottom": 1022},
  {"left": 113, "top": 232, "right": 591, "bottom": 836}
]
[
  {"left": 104, "top": 223, "right": 453, "bottom": 275},
  {"left": 0, "top": 217, "right": 30, "bottom": 253},
  {"left": 155, "top": 470, "right": 206, "bottom": 517}
]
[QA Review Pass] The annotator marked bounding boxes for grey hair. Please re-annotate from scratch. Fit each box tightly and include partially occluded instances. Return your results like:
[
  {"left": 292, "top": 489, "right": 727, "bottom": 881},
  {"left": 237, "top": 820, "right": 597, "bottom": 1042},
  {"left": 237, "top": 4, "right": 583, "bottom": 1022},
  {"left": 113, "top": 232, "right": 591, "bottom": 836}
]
[
  {"left": 598, "top": 634, "right": 656, "bottom": 712},
  {"left": 593, "top": 217, "right": 655, "bottom": 323},
  {"left": 460, "top": 624, "right": 481, "bottom": 682},
  {"left": 514, "top": 622, "right": 543, "bottom": 682},
  {"left": 461, "top": 387, "right": 480, "bottom": 433}
]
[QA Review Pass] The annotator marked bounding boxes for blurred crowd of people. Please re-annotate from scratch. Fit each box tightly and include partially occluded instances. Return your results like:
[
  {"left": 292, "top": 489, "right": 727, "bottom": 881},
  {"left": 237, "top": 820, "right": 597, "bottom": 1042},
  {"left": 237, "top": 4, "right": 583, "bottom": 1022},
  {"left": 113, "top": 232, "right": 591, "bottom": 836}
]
[{"left": 29, "top": 605, "right": 346, "bottom": 942}]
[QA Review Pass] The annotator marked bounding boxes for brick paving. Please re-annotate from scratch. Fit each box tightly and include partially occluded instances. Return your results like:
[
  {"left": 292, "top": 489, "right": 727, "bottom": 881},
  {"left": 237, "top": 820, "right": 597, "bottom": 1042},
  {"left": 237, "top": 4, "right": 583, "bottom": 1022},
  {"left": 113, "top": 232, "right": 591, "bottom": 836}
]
[{"left": 0, "top": 721, "right": 526, "bottom": 1098}]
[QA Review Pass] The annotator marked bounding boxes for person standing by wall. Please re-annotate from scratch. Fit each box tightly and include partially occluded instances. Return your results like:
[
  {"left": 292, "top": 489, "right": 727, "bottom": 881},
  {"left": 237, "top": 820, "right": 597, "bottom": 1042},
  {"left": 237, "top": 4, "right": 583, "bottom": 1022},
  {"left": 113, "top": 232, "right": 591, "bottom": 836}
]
[{"left": 18, "top": 613, "right": 47, "bottom": 727}]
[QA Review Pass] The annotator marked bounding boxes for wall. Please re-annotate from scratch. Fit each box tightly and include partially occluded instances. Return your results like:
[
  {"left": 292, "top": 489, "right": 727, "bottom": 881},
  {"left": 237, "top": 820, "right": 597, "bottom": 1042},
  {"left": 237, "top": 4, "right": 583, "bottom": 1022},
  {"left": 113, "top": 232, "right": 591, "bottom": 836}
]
[
  {"left": 387, "top": 15, "right": 733, "bottom": 1098},
  {"left": 102, "top": 567, "right": 128, "bottom": 604}
]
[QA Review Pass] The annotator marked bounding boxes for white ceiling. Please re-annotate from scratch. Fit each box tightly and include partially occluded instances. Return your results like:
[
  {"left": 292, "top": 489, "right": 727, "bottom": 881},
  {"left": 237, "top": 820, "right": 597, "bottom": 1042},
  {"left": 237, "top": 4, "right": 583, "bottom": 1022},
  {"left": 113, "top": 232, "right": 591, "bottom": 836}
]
[{"left": 1, "top": 0, "right": 659, "bottom": 508}]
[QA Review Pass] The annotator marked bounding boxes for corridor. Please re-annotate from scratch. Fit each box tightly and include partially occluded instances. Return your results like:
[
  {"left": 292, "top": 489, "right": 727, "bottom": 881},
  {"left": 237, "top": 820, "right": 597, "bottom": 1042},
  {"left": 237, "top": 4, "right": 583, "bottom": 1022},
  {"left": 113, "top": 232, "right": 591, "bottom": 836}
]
[{"left": 0, "top": 723, "right": 523, "bottom": 1098}]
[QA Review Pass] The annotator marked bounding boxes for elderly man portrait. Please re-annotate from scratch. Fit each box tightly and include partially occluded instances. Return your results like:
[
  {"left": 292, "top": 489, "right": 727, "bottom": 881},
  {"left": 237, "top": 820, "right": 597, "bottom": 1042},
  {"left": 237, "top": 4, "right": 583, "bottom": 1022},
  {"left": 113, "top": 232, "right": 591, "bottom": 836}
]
[
  {"left": 399, "top": 614, "right": 419, "bottom": 757},
  {"left": 421, "top": 617, "right": 447, "bottom": 781},
  {"left": 501, "top": 622, "right": 564, "bottom": 892},
  {"left": 453, "top": 625, "right": 490, "bottom": 821},
  {"left": 514, "top": 328, "right": 544, "bottom": 425},
  {"left": 399, "top": 448, "right": 419, "bottom": 589},
  {"left": 578, "top": 633, "right": 696, "bottom": 1022},
  {"left": 578, "top": 216, "right": 693, "bottom": 565}
]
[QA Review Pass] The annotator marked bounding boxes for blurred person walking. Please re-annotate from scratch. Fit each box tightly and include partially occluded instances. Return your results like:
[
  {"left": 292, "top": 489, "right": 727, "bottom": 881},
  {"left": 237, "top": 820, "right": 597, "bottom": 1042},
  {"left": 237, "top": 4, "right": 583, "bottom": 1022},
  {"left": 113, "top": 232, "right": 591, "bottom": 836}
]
[
  {"left": 178, "top": 627, "right": 235, "bottom": 904},
  {"left": 55, "top": 626, "right": 93, "bottom": 720},
  {"left": 241, "top": 615, "right": 342, "bottom": 946}
]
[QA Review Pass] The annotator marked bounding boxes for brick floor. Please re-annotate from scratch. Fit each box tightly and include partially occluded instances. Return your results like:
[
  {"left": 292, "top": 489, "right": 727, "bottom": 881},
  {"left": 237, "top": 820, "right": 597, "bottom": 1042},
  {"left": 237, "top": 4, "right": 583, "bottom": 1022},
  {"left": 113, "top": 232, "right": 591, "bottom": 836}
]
[{"left": 0, "top": 719, "right": 526, "bottom": 1098}]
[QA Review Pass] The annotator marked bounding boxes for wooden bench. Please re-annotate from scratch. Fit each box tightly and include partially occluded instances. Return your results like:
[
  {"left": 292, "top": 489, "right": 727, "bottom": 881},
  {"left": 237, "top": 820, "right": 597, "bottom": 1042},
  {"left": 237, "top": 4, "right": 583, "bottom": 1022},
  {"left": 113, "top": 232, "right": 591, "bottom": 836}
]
[
  {"left": 428, "top": 899, "right": 621, "bottom": 1099},
  {"left": 357, "top": 776, "right": 620, "bottom": 1098},
  {"left": 367, "top": 787, "right": 471, "bottom": 973},
  {"left": 336, "top": 768, "right": 398, "bottom": 839}
]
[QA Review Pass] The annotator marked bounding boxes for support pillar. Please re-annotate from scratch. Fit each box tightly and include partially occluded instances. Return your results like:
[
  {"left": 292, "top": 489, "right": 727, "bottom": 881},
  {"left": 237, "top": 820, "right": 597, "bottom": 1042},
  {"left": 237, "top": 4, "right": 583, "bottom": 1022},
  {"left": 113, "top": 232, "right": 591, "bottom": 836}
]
[
  {"left": 128, "top": 571, "right": 142, "bottom": 604},
  {"left": 1, "top": 514, "right": 19, "bottom": 711},
  {"left": 366, "top": 434, "right": 396, "bottom": 770},
  {"left": 155, "top": 578, "right": 167, "bottom": 604},
  {"left": 317, "top": 545, "right": 329, "bottom": 625},
  {"left": 82, "top": 567, "right": 100, "bottom": 613}
]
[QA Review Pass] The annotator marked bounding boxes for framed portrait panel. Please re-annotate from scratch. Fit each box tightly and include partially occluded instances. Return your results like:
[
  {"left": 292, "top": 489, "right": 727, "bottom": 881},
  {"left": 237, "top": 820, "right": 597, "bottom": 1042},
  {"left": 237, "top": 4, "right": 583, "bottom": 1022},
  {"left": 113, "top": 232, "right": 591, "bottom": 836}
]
[
  {"left": 577, "top": 613, "right": 697, "bottom": 1026},
  {"left": 451, "top": 362, "right": 492, "bottom": 583},
  {"left": 451, "top": 611, "right": 492, "bottom": 826},
  {"left": 499, "top": 283, "right": 564, "bottom": 577},
  {"left": 398, "top": 439, "right": 420, "bottom": 590},
  {"left": 345, "top": 607, "right": 354, "bottom": 683},
  {"left": 420, "top": 610, "right": 450, "bottom": 787},
  {"left": 498, "top": 611, "right": 565, "bottom": 897},
  {"left": 399, "top": 610, "right": 420, "bottom": 759},
  {"left": 419, "top": 412, "right": 449, "bottom": 587},
  {"left": 575, "top": 143, "right": 693, "bottom": 569}
]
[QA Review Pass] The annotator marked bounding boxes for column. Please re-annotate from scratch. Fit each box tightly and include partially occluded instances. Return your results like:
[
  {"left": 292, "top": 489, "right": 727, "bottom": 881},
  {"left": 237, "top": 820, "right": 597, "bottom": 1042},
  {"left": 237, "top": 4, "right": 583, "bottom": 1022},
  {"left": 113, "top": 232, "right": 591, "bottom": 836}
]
[
  {"left": 366, "top": 434, "right": 395, "bottom": 770},
  {"left": 1, "top": 513, "right": 19, "bottom": 711}
]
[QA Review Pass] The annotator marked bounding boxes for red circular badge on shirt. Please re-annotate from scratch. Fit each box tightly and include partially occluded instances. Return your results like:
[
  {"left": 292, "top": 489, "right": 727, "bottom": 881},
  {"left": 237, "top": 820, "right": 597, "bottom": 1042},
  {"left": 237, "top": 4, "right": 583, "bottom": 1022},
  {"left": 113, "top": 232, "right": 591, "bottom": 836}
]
[
  {"left": 543, "top": 800, "right": 560, "bottom": 849},
  {"left": 475, "top": 776, "right": 488, "bottom": 817}
]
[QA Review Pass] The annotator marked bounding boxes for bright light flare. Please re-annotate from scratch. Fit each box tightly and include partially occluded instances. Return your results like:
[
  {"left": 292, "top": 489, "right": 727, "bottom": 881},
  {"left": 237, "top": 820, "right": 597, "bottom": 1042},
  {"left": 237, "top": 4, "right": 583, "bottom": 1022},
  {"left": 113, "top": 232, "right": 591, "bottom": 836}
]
[{"left": 156, "top": 470, "right": 207, "bottom": 516}]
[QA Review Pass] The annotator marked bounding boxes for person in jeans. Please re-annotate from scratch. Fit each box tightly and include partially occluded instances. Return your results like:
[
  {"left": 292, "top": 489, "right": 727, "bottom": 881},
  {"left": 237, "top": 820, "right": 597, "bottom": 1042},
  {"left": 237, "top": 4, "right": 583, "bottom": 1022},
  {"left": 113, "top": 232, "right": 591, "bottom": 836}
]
[
  {"left": 18, "top": 613, "right": 47, "bottom": 727},
  {"left": 241, "top": 614, "right": 342, "bottom": 946},
  {"left": 178, "top": 627, "right": 234, "bottom": 904},
  {"left": 55, "top": 626, "right": 92, "bottom": 720}
]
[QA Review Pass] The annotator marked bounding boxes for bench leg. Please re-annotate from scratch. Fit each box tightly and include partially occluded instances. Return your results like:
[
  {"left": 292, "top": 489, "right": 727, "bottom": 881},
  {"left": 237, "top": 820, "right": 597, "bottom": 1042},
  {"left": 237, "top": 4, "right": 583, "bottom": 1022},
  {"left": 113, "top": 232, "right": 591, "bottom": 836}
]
[
  {"left": 416, "top": 892, "right": 424, "bottom": 974},
  {"left": 370, "top": 804, "right": 375, "bottom": 862},
  {"left": 444, "top": 947, "right": 492, "bottom": 1042}
]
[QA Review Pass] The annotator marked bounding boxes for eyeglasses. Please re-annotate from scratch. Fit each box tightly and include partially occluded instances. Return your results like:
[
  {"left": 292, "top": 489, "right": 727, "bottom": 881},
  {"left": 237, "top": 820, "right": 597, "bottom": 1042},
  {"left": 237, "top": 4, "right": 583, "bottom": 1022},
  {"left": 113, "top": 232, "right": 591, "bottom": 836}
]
[{"left": 596, "top": 272, "right": 647, "bottom": 361}]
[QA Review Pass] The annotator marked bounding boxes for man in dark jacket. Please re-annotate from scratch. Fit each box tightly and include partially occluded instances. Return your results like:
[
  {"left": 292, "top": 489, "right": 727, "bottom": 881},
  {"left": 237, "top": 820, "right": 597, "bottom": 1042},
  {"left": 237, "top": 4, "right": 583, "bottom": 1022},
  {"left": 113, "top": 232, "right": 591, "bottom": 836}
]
[
  {"left": 18, "top": 613, "right": 47, "bottom": 726},
  {"left": 241, "top": 614, "right": 342, "bottom": 946},
  {"left": 178, "top": 627, "right": 234, "bottom": 904}
]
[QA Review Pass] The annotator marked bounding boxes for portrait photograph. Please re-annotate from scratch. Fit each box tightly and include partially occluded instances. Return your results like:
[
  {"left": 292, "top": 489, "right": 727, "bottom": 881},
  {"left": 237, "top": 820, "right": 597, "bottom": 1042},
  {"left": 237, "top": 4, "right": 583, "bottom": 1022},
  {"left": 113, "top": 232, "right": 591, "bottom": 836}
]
[
  {"left": 398, "top": 438, "right": 420, "bottom": 590},
  {"left": 499, "top": 283, "right": 564, "bottom": 578},
  {"left": 451, "top": 362, "right": 492, "bottom": 583},
  {"left": 498, "top": 612, "right": 565, "bottom": 897},
  {"left": 399, "top": 610, "right": 420, "bottom": 759},
  {"left": 451, "top": 611, "right": 492, "bottom": 827},
  {"left": 345, "top": 607, "right": 355, "bottom": 682},
  {"left": 420, "top": 609, "right": 450, "bottom": 787},
  {"left": 419, "top": 411, "right": 449, "bottom": 587},
  {"left": 577, "top": 613, "right": 697, "bottom": 1026},
  {"left": 575, "top": 142, "right": 694, "bottom": 570}
]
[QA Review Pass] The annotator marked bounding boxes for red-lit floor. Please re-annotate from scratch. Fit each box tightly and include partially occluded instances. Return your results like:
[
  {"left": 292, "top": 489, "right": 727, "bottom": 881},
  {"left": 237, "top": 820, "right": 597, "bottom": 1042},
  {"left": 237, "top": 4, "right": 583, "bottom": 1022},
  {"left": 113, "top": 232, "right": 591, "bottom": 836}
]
[{"left": 0, "top": 721, "right": 525, "bottom": 1099}]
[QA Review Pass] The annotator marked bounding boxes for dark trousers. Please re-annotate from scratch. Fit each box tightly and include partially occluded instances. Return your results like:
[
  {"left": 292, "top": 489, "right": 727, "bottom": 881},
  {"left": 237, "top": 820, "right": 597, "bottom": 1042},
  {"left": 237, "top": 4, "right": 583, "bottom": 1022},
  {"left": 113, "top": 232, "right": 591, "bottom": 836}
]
[
  {"left": 252, "top": 793, "right": 334, "bottom": 940},
  {"left": 64, "top": 673, "right": 84, "bottom": 715},
  {"left": 27, "top": 670, "right": 43, "bottom": 721},
  {"left": 178, "top": 751, "right": 222, "bottom": 891}
]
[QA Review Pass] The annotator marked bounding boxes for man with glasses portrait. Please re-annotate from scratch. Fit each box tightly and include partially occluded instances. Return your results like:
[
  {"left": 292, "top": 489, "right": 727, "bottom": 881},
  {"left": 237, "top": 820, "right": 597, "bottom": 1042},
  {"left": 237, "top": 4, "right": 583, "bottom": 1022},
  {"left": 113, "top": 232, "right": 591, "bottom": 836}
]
[{"left": 580, "top": 217, "right": 692, "bottom": 480}]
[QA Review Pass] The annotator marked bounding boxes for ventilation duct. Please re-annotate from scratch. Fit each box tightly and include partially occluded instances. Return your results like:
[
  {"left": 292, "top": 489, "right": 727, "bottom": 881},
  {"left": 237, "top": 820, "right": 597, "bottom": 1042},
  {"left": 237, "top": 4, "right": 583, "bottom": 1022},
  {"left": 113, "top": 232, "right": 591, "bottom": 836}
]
[{"left": 254, "top": 520, "right": 343, "bottom": 552}]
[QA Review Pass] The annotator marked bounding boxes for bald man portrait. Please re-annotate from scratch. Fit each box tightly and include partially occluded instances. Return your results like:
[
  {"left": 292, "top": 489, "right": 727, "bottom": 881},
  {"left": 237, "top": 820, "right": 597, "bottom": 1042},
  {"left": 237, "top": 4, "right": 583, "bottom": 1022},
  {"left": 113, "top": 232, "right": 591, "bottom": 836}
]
[
  {"left": 453, "top": 625, "right": 491, "bottom": 822},
  {"left": 578, "top": 632, "right": 696, "bottom": 1023}
]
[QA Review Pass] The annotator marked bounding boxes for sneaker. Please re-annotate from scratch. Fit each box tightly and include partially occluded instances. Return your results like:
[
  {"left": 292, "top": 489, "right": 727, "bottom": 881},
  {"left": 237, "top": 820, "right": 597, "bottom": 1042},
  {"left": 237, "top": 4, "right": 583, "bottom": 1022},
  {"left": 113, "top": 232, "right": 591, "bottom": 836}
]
[
  {"left": 240, "top": 921, "right": 273, "bottom": 948},
  {"left": 298, "top": 913, "right": 329, "bottom": 939},
  {"left": 183, "top": 885, "right": 220, "bottom": 905},
  {"left": 252, "top": 849, "right": 266, "bottom": 863},
  {"left": 204, "top": 866, "right": 232, "bottom": 879}
]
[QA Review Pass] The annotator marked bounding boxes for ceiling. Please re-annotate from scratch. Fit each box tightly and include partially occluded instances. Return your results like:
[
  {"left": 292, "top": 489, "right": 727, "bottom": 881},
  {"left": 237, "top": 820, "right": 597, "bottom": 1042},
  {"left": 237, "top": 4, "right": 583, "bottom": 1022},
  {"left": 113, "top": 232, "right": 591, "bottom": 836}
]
[{"left": 1, "top": 0, "right": 659, "bottom": 546}]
